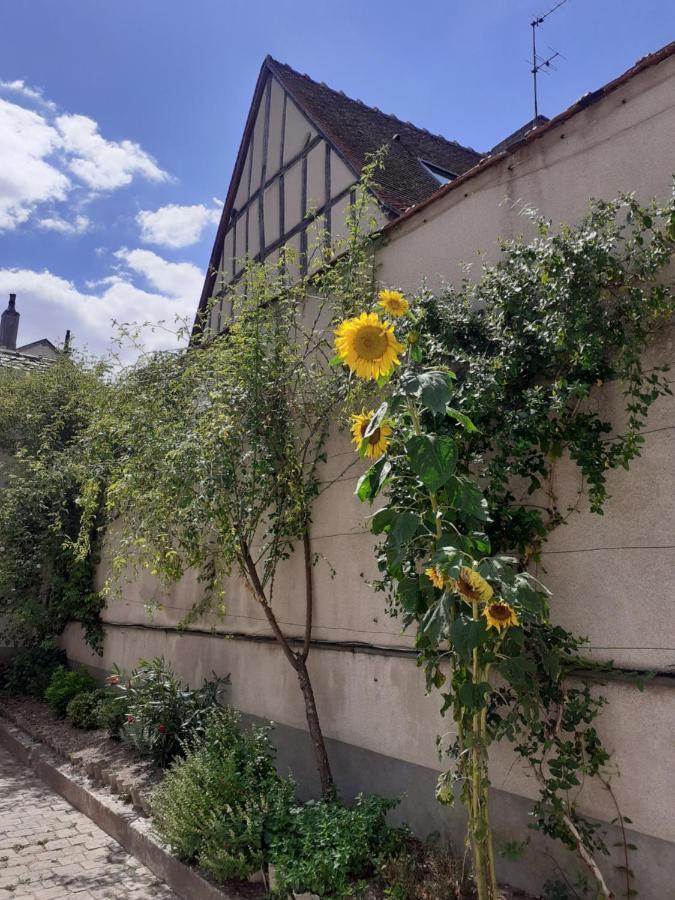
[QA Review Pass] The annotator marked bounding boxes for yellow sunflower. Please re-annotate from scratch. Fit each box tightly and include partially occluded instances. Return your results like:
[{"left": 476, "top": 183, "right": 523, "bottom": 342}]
[
  {"left": 453, "top": 567, "right": 493, "bottom": 604},
  {"left": 482, "top": 601, "right": 519, "bottom": 632},
  {"left": 425, "top": 567, "right": 447, "bottom": 590},
  {"left": 378, "top": 289, "right": 409, "bottom": 318},
  {"left": 334, "top": 312, "right": 405, "bottom": 380},
  {"left": 350, "top": 410, "right": 392, "bottom": 459}
]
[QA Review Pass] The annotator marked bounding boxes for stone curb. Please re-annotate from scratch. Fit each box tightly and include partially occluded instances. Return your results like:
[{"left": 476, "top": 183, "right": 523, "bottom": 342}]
[{"left": 0, "top": 715, "right": 235, "bottom": 900}]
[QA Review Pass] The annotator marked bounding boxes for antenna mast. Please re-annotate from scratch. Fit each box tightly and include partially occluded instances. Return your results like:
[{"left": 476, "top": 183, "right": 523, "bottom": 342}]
[{"left": 531, "top": 0, "right": 568, "bottom": 119}]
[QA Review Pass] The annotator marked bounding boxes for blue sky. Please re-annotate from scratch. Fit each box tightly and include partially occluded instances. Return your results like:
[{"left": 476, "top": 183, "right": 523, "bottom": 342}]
[{"left": 1, "top": 0, "right": 673, "bottom": 354}]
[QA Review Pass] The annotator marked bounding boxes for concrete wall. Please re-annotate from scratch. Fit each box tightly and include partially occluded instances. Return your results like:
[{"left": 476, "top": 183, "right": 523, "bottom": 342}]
[{"left": 63, "top": 50, "right": 675, "bottom": 893}]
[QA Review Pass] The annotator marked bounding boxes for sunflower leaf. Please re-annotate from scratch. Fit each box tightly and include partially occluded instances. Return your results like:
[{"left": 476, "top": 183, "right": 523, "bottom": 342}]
[
  {"left": 356, "top": 458, "right": 392, "bottom": 503},
  {"left": 405, "top": 434, "right": 457, "bottom": 492},
  {"left": 363, "top": 402, "right": 388, "bottom": 437},
  {"left": 399, "top": 371, "right": 454, "bottom": 414}
]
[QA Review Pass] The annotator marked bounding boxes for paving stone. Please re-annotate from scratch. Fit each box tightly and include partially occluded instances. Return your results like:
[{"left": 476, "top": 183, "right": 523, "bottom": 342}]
[{"left": 0, "top": 745, "right": 177, "bottom": 898}]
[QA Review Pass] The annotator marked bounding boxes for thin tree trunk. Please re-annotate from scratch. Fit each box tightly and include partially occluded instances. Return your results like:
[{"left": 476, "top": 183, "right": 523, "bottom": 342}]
[
  {"left": 240, "top": 538, "right": 334, "bottom": 795},
  {"left": 295, "top": 652, "right": 334, "bottom": 795}
]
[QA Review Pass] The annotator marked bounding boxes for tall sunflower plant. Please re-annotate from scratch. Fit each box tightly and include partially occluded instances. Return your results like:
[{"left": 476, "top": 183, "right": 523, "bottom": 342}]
[{"left": 334, "top": 290, "right": 553, "bottom": 900}]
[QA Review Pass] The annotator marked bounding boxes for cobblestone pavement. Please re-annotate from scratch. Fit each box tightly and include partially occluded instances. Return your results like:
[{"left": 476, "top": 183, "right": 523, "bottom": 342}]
[{"left": 0, "top": 744, "right": 177, "bottom": 899}]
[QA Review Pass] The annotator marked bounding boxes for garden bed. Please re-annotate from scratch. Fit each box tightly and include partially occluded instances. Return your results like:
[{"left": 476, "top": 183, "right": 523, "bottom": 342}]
[{"left": 0, "top": 695, "right": 534, "bottom": 900}]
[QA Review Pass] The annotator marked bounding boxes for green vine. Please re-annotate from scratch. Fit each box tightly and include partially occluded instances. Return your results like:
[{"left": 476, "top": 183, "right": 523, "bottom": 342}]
[
  {"left": 0, "top": 354, "right": 110, "bottom": 651},
  {"left": 337, "top": 186, "right": 674, "bottom": 898}
]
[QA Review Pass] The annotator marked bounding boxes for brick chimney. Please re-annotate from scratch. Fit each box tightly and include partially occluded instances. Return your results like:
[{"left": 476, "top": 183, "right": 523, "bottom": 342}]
[{"left": 0, "top": 294, "right": 19, "bottom": 350}]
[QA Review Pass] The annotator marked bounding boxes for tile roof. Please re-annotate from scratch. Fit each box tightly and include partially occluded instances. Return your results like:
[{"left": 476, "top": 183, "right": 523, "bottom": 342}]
[
  {"left": 267, "top": 57, "right": 483, "bottom": 215},
  {"left": 490, "top": 114, "right": 549, "bottom": 155},
  {"left": 0, "top": 348, "right": 55, "bottom": 373}
]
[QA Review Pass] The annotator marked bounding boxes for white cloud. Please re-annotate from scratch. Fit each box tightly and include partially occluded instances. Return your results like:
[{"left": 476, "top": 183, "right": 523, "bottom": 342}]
[
  {"left": 0, "top": 250, "right": 203, "bottom": 356},
  {"left": 0, "top": 79, "right": 56, "bottom": 110},
  {"left": 37, "top": 214, "right": 90, "bottom": 234},
  {"left": 114, "top": 248, "right": 203, "bottom": 301},
  {"left": 0, "top": 82, "right": 170, "bottom": 231},
  {"left": 56, "top": 113, "right": 168, "bottom": 191},
  {"left": 137, "top": 203, "right": 221, "bottom": 248},
  {"left": 0, "top": 98, "right": 70, "bottom": 230}
]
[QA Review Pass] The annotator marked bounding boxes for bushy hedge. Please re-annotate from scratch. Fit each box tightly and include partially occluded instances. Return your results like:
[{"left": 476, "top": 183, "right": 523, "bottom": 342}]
[
  {"left": 66, "top": 689, "right": 107, "bottom": 729},
  {"left": 151, "top": 707, "right": 292, "bottom": 880},
  {"left": 44, "top": 666, "right": 97, "bottom": 717},
  {"left": 269, "top": 794, "right": 405, "bottom": 897}
]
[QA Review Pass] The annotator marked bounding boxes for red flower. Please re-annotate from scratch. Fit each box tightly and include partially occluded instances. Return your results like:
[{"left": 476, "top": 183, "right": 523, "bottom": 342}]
[
  {"left": 157, "top": 724, "right": 167, "bottom": 733},
  {"left": 106, "top": 674, "right": 120, "bottom": 685},
  {"left": 126, "top": 714, "right": 136, "bottom": 724}
]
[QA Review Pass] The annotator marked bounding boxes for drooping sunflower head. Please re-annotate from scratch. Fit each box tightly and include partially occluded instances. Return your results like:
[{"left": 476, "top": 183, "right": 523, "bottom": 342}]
[
  {"left": 482, "top": 601, "right": 519, "bottom": 632},
  {"left": 453, "top": 566, "right": 493, "bottom": 604},
  {"left": 350, "top": 410, "right": 392, "bottom": 459},
  {"left": 425, "top": 566, "right": 447, "bottom": 591},
  {"left": 378, "top": 289, "right": 409, "bottom": 318},
  {"left": 334, "top": 312, "right": 405, "bottom": 381}
]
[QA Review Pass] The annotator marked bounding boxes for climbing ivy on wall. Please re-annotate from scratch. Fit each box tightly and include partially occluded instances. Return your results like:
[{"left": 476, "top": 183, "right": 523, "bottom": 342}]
[
  {"left": 421, "top": 192, "right": 675, "bottom": 560},
  {"left": 335, "top": 186, "right": 675, "bottom": 899},
  {"left": 0, "top": 355, "right": 111, "bottom": 651}
]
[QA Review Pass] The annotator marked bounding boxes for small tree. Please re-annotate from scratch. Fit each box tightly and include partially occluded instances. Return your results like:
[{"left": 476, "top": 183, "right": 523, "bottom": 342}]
[{"left": 79, "top": 173, "right": 381, "bottom": 794}]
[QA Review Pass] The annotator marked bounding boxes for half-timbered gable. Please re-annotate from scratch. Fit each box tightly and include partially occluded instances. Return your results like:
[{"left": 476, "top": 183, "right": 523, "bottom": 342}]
[{"left": 197, "top": 57, "right": 482, "bottom": 333}]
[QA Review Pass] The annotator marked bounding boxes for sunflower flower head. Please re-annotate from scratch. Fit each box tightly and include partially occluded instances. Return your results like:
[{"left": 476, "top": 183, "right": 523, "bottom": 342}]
[
  {"left": 453, "top": 566, "right": 493, "bottom": 604},
  {"left": 334, "top": 312, "right": 405, "bottom": 380},
  {"left": 350, "top": 410, "right": 392, "bottom": 459},
  {"left": 378, "top": 289, "right": 409, "bottom": 318},
  {"left": 482, "top": 601, "right": 519, "bottom": 632},
  {"left": 425, "top": 566, "right": 447, "bottom": 591}
]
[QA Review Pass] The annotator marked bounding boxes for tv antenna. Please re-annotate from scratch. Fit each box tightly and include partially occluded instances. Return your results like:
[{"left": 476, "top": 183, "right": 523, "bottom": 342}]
[{"left": 530, "top": 0, "right": 569, "bottom": 119}]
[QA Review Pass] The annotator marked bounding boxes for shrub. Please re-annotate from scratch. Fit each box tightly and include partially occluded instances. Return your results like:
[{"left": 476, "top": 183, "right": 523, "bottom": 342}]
[
  {"left": 44, "top": 665, "right": 97, "bottom": 717},
  {"left": 2, "top": 645, "right": 66, "bottom": 697},
  {"left": 151, "top": 707, "right": 293, "bottom": 881},
  {"left": 269, "top": 793, "right": 405, "bottom": 898},
  {"left": 66, "top": 689, "right": 107, "bottom": 729},
  {"left": 114, "top": 658, "right": 228, "bottom": 767},
  {"left": 95, "top": 693, "right": 129, "bottom": 739}
]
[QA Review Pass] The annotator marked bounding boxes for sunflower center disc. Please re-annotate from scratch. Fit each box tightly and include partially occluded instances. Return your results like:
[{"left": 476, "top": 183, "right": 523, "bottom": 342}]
[{"left": 354, "top": 326, "right": 388, "bottom": 360}]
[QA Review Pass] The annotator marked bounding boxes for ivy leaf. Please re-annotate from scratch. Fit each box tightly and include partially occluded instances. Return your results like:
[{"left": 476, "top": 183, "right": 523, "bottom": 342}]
[
  {"left": 405, "top": 434, "right": 457, "bottom": 492},
  {"left": 400, "top": 371, "right": 454, "bottom": 414},
  {"left": 356, "top": 458, "right": 391, "bottom": 503}
]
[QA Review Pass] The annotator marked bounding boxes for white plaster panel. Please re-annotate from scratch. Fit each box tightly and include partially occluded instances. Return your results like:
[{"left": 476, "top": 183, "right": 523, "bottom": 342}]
[
  {"left": 267, "top": 78, "right": 285, "bottom": 177},
  {"left": 284, "top": 161, "right": 303, "bottom": 232},
  {"left": 283, "top": 96, "right": 315, "bottom": 164},
  {"left": 306, "top": 142, "right": 325, "bottom": 212}
]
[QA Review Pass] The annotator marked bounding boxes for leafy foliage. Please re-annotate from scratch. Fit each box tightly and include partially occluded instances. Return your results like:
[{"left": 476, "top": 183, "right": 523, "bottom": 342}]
[
  {"left": 268, "top": 793, "right": 405, "bottom": 898},
  {"left": 95, "top": 692, "right": 130, "bottom": 739},
  {"left": 112, "top": 657, "right": 228, "bottom": 767},
  {"left": 75, "top": 159, "right": 386, "bottom": 794},
  {"left": 417, "top": 193, "right": 675, "bottom": 559},
  {"left": 0, "top": 355, "right": 111, "bottom": 650},
  {"left": 0, "top": 644, "right": 66, "bottom": 697},
  {"left": 44, "top": 665, "right": 97, "bottom": 717},
  {"left": 66, "top": 689, "right": 107, "bottom": 729},
  {"left": 340, "top": 190, "right": 675, "bottom": 899},
  {"left": 151, "top": 707, "right": 294, "bottom": 881}
]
